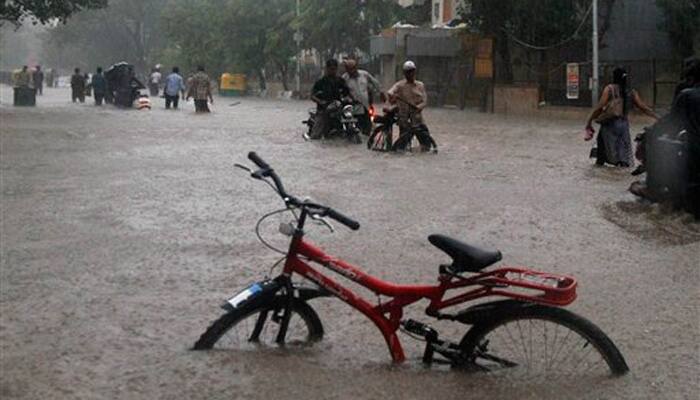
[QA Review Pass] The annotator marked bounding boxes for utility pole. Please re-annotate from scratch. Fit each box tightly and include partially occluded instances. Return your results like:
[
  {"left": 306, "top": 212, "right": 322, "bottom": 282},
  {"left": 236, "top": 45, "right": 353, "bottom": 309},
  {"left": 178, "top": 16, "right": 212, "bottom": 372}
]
[
  {"left": 295, "top": 0, "right": 302, "bottom": 95},
  {"left": 592, "top": 0, "right": 599, "bottom": 106}
]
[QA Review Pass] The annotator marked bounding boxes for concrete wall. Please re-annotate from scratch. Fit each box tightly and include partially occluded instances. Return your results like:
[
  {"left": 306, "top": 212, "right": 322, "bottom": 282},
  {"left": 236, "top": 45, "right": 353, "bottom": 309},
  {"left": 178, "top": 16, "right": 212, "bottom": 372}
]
[{"left": 493, "top": 84, "right": 539, "bottom": 115}]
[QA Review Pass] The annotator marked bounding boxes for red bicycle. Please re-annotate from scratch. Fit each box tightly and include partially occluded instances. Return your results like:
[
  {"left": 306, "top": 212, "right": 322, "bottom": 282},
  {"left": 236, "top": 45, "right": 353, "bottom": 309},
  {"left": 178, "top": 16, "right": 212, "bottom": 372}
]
[{"left": 194, "top": 152, "right": 629, "bottom": 378}]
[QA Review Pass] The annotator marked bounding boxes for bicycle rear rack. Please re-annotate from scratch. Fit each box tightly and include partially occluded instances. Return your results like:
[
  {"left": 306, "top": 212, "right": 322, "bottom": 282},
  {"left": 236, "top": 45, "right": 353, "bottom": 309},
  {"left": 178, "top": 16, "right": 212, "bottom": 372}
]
[{"left": 477, "top": 267, "right": 577, "bottom": 306}]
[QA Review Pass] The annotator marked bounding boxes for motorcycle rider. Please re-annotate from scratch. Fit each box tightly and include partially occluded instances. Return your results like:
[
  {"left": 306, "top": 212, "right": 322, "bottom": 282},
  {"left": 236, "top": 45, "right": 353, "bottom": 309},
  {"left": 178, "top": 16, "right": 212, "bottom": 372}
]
[
  {"left": 309, "top": 59, "right": 351, "bottom": 140},
  {"left": 342, "top": 58, "right": 383, "bottom": 136},
  {"left": 387, "top": 60, "right": 437, "bottom": 152}
]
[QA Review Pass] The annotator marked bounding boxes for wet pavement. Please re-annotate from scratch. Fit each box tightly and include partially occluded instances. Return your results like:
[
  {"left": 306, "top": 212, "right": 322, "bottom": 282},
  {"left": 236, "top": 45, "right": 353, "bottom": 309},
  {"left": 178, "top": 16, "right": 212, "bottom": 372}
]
[{"left": 1, "top": 87, "right": 698, "bottom": 399}]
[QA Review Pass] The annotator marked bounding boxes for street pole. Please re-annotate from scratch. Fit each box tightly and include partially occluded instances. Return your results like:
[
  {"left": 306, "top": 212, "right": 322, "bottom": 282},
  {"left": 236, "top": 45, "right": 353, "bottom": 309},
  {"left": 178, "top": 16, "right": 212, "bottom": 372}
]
[
  {"left": 592, "top": 0, "right": 599, "bottom": 106},
  {"left": 295, "top": 0, "right": 301, "bottom": 95}
]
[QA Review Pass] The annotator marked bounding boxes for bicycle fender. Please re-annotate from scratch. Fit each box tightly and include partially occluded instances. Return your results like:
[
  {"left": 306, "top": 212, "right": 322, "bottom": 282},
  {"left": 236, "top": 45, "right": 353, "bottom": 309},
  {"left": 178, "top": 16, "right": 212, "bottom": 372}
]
[
  {"left": 221, "top": 279, "right": 283, "bottom": 313},
  {"left": 294, "top": 284, "right": 332, "bottom": 301},
  {"left": 220, "top": 280, "right": 330, "bottom": 312},
  {"left": 454, "top": 299, "right": 534, "bottom": 325}
]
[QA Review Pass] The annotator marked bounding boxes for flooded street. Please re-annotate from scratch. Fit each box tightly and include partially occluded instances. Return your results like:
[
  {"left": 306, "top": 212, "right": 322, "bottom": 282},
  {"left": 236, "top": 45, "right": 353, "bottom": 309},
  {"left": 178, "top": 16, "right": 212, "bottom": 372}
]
[{"left": 1, "top": 87, "right": 698, "bottom": 399}]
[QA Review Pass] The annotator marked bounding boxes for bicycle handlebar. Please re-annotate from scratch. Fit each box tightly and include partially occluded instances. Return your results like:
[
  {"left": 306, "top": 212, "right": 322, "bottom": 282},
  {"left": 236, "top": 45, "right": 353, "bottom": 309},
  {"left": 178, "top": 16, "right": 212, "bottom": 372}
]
[
  {"left": 248, "top": 152, "right": 270, "bottom": 170},
  {"left": 326, "top": 208, "right": 360, "bottom": 231},
  {"left": 245, "top": 152, "right": 360, "bottom": 231},
  {"left": 248, "top": 152, "right": 288, "bottom": 198}
]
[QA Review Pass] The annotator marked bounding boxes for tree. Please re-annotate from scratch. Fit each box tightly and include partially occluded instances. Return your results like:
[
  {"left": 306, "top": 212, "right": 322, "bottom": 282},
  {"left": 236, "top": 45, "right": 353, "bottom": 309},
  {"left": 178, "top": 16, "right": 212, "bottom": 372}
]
[
  {"left": 295, "top": 0, "right": 403, "bottom": 59},
  {"left": 42, "top": 0, "right": 167, "bottom": 75},
  {"left": 459, "top": 0, "right": 616, "bottom": 83},
  {"left": 161, "top": 0, "right": 229, "bottom": 76},
  {"left": 161, "top": 0, "right": 405, "bottom": 91},
  {"left": 401, "top": 0, "right": 432, "bottom": 26},
  {"left": 163, "top": 0, "right": 298, "bottom": 91},
  {"left": 1, "top": 0, "right": 106, "bottom": 26},
  {"left": 656, "top": 0, "right": 700, "bottom": 58}
]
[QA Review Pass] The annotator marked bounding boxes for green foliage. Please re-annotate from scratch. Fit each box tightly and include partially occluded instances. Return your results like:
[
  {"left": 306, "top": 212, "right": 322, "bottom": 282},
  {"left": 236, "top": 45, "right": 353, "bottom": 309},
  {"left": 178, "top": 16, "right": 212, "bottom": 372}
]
[
  {"left": 459, "top": 0, "right": 615, "bottom": 82},
  {"left": 1, "top": 0, "right": 107, "bottom": 25},
  {"left": 296, "top": 0, "right": 403, "bottom": 58},
  {"left": 462, "top": 0, "right": 594, "bottom": 45},
  {"left": 163, "top": 0, "right": 403, "bottom": 89},
  {"left": 656, "top": 0, "right": 700, "bottom": 58},
  {"left": 400, "top": 1, "right": 432, "bottom": 26},
  {"left": 162, "top": 0, "right": 297, "bottom": 88},
  {"left": 42, "top": 0, "right": 167, "bottom": 74}
]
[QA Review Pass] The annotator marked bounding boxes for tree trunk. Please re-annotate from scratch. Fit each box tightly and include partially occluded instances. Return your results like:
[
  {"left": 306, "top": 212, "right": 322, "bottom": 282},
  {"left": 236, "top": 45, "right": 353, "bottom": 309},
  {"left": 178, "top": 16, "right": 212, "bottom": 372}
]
[
  {"left": 257, "top": 68, "right": 267, "bottom": 92},
  {"left": 278, "top": 62, "right": 289, "bottom": 91},
  {"left": 496, "top": 33, "right": 514, "bottom": 83},
  {"left": 537, "top": 50, "right": 548, "bottom": 103}
]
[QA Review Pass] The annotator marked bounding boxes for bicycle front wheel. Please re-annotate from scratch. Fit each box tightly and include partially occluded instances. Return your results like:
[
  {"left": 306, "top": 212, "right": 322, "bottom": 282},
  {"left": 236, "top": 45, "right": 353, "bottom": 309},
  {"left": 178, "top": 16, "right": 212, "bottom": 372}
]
[
  {"left": 459, "top": 304, "right": 629, "bottom": 379},
  {"left": 193, "top": 297, "right": 323, "bottom": 351}
]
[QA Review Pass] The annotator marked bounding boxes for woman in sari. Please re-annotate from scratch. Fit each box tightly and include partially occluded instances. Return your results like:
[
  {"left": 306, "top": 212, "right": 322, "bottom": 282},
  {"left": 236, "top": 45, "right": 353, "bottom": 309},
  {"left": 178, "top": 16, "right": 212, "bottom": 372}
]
[{"left": 586, "top": 67, "right": 658, "bottom": 167}]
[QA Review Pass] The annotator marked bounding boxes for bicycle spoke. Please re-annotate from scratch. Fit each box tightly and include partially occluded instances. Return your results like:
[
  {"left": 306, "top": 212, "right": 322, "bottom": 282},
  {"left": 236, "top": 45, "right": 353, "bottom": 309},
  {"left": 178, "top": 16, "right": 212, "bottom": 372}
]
[
  {"left": 468, "top": 316, "right": 615, "bottom": 380},
  {"left": 213, "top": 308, "right": 312, "bottom": 350},
  {"left": 498, "top": 322, "right": 528, "bottom": 369},
  {"left": 547, "top": 327, "right": 573, "bottom": 372},
  {"left": 546, "top": 322, "right": 560, "bottom": 371},
  {"left": 543, "top": 321, "right": 548, "bottom": 372},
  {"left": 515, "top": 320, "right": 531, "bottom": 369}
]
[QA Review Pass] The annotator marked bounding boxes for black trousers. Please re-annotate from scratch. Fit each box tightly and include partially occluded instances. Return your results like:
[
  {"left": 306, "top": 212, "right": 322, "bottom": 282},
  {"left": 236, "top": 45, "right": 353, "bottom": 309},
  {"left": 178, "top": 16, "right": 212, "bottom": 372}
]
[
  {"left": 310, "top": 110, "right": 331, "bottom": 139},
  {"left": 392, "top": 123, "right": 436, "bottom": 151},
  {"left": 94, "top": 92, "right": 105, "bottom": 106},
  {"left": 358, "top": 107, "right": 372, "bottom": 135},
  {"left": 165, "top": 94, "right": 179, "bottom": 109},
  {"left": 194, "top": 99, "right": 210, "bottom": 113},
  {"left": 72, "top": 89, "right": 85, "bottom": 103}
]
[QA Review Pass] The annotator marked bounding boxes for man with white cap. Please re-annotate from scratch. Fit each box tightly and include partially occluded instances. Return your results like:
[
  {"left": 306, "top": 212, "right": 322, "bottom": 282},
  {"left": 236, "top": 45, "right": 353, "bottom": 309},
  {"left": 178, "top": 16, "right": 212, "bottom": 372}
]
[{"left": 387, "top": 60, "right": 436, "bottom": 152}]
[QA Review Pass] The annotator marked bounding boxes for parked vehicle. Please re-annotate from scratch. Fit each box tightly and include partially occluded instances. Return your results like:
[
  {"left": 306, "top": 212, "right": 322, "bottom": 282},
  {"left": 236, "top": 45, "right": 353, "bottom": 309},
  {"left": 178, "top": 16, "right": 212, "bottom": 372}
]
[
  {"left": 303, "top": 98, "right": 363, "bottom": 144},
  {"left": 194, "top": 153, "right": 629, "bottom": 380},
  {"left": 104, "top": 62, "right": 145, "bottom": 108}
]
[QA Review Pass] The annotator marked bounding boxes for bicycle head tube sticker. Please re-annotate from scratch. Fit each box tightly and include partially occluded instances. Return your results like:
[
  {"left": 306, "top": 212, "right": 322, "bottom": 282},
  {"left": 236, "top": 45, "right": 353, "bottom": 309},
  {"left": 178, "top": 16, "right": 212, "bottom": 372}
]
[{"left": 227, "top": 283, "right": 263, "bottom": 308}]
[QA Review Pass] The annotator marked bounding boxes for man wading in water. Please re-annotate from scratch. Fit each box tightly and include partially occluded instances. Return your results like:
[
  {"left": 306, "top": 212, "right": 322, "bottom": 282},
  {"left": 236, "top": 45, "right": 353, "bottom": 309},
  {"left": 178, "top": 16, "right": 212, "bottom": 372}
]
[
  {"left": 387, "top": 61, "right": 437, "bottom": 152},
  {"left": 187, "top": 65, "right": 214, "bottom": 113}
]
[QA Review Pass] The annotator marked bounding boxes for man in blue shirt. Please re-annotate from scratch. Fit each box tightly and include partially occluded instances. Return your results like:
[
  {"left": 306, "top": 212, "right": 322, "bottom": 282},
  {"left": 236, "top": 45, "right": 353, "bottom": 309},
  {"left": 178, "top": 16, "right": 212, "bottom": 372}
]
[
  {"left": 90, "top": 67, "right": 107, "bottom": 106},
  {"left": 164, "top": 66, "right": 186, "bottom": 109}
]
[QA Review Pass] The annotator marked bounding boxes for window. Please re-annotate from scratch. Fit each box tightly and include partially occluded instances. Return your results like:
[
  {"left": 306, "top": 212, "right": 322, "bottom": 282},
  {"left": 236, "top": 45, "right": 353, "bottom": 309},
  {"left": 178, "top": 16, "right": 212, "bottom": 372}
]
[{"left": 433, "top": 1, "right": 441, "bottom": 23}]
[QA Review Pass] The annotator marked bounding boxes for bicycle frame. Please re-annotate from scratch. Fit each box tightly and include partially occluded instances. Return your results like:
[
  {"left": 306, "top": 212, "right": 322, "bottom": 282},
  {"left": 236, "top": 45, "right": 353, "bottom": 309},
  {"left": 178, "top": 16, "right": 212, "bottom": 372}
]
[
  {"left": 233, "top": 152, "right": 575, "bottom": 363},
  {"left": 282, "top": 231, "right": 577, "bottom": 363}
]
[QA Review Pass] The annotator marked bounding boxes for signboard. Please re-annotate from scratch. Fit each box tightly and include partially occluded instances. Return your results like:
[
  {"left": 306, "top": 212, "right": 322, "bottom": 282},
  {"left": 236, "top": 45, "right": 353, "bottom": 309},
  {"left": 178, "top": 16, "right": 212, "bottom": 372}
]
[
  {"left": 566, "top": 63, "right": 580, "bottom": 100},
  {"left": 474, "top": 38, "right": 494, "bottom": 79},
  {"left": 474, "top": 59, "right": 493, "bottom": 79}
]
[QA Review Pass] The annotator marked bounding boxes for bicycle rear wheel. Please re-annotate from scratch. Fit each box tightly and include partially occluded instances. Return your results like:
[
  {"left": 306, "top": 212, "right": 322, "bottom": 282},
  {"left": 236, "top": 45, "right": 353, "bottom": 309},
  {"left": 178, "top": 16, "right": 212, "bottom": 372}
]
[
  {"left": 459, "top": 304, "right": 629, "bottom": 379},
  {"left": 193, "top": 297, "right": 323, "bottom": 350}
]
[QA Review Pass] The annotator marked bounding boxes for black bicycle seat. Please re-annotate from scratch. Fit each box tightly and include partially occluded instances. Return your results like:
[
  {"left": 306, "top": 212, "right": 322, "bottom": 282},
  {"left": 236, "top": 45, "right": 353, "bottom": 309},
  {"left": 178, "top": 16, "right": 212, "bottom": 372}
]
[{"left": 428, "top": 234, "right": 502, "bottom": 273}]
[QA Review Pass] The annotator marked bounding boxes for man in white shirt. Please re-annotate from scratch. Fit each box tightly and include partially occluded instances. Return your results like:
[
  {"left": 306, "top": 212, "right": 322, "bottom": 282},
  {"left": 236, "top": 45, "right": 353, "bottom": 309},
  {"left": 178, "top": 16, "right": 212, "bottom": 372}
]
[
  {"left": 342, "top": 59, "right": 383, "bottom": 135},
  {"left": 149, "top": 66, "right": 162, "bottom": 96},
  {"left": 387, "top": 61, "right": 437, "bottom": 152}
]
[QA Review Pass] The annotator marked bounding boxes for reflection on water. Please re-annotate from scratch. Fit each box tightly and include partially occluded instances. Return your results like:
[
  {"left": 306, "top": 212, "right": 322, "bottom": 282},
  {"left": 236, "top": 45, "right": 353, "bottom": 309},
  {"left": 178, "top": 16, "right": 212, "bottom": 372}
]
[{"left": 601, "top": 200, "right": 700, "bottom": 245}]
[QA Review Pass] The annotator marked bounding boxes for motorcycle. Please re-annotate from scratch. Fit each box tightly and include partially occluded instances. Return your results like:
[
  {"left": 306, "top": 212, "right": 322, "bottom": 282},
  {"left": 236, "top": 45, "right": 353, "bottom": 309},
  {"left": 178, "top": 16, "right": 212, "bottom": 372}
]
[{"left": 303, "top": 98, "right": 363, "bottom": 144}]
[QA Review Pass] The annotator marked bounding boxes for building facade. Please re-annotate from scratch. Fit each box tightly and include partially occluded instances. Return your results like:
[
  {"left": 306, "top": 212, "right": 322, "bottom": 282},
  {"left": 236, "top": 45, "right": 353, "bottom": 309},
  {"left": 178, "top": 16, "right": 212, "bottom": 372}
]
[{"left": 430, "top": 0, "right": 461, "bottom": 26}]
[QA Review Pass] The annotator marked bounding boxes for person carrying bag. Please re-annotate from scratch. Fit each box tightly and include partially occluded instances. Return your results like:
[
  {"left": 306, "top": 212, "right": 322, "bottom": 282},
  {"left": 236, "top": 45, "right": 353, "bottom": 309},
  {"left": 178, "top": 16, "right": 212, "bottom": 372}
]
[{"left": 585, "top": 67, "right": 658, "bottom": 167}]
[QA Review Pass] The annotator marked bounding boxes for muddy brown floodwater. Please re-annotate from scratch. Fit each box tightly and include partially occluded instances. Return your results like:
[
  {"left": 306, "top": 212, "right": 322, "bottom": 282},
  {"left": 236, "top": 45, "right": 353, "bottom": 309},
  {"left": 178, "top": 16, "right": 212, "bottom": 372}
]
[{"left": 1, "top": 87, "right": 698, "bottom": 399}]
